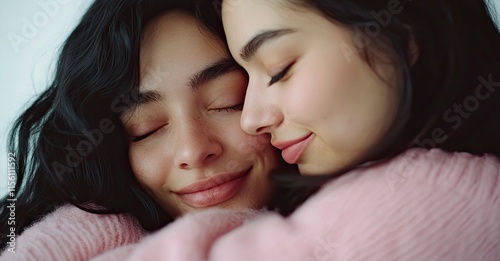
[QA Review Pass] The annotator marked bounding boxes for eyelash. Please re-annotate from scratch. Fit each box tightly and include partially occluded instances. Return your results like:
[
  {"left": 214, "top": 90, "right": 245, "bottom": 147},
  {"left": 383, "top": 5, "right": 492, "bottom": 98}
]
[
  {"left": 130, "top": 103, "right": 243, "bottom": 142},
  {"left": 130, "top": 123, "right": 169, "bottom": 142},
  {"left": 131, "top": 130, "right": 156, "bottom": 142},
  {"left": 130, "top": 126, "right": 164, "bottom": 142},
  {"left": 268, "top": 63, "right": 293, "bottom": 86},
  {"left": 213, "top": 102, "right": 244, "bottom": 112}
]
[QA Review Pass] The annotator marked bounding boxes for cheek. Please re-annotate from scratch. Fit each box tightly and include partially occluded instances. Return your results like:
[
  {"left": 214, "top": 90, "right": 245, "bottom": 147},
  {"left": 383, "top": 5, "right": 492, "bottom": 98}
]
[
  {"left": 220, "top": 117, "right": 275, "bottom": 165},
  {"left": 128, "top": 145, "right": 168, "bottom": 190},
  {"left": 225, "top": 118, "right": 271, "bottom": 153},
  {"left": 240, "top": 131, "right": 271, "bottom": 153},
  {"left": 282, "top": 51, "right": 379, "bottom": 150},
  {"left": 284, "top": 61, "right": 348, "bottom": 125}
]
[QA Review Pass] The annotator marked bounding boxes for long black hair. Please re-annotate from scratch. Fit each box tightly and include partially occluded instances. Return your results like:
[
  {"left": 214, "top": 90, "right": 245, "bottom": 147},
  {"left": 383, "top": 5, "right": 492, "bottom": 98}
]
[
  {"left": 0, "top": 0, "right": 214, "bottom": 248},
  {"left": 199, "top": 0, "right": 500, "bottom": 214}
]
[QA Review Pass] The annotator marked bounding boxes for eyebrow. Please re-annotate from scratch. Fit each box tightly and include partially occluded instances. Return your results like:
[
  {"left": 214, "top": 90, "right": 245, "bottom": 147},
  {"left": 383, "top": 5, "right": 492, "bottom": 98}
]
[
  {"left": 135, "top": 90, "right": 163, "bottom": 106},
  {"left": 240, "top": 29, "right": 296, "bottom": 61},
  {"left": 121, "top": 90, "right": 163, "bottom": 116},
  {"left": 123, "top": 58, "right": 241, "bottom": 115},
  {"left": 187, "top": 58, "right": 242, "bottom": 90}
]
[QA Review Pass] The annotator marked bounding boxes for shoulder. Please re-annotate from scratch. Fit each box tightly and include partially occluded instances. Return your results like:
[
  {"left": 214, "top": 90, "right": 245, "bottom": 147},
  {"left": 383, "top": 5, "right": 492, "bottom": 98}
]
[
  {"left": 294, "top": 148, "right": 500, "bottom": 230},
  {"left": 283, "top": 149, "right": 500, "bottom": 259},
  {"left": 375, "top": 148, "right": 499, "bottom": 201},
  {"left": 205, "top": 149, "right": 499, "bottom": 260},
  {"left": 316, "top": 148, "right": 499, "bottom": 201}
]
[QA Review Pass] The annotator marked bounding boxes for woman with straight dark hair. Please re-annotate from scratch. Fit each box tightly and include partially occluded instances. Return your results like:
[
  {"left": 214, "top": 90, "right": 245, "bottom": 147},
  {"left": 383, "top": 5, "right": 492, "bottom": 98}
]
[{"left": 216, "top": 0, "right": 500, "bottom": 211}]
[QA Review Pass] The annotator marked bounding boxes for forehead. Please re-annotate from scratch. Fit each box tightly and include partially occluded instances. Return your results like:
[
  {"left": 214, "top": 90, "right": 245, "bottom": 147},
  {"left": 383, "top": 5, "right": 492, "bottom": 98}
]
[
  {"left": 221, "top": 1, "right": 313, "bottom": 50},
  {"left": 139, "top": 10, "right": 227, "bottom": 90},
  {"left": 222, "top": 0, "right": 286, "bottom": 32}
]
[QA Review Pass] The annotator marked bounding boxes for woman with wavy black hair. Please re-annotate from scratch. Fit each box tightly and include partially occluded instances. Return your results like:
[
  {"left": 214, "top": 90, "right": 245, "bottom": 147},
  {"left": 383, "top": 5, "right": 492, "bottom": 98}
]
[{"left": 0, "top": 0, "right": 287, "bottom": 258}]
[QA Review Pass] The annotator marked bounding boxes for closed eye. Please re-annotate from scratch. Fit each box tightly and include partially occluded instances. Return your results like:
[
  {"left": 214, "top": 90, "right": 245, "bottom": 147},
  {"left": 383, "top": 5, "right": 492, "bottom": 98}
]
[
  {"left": 212, "top": 102, "right": 244, "bottom": 112},
  {"left": 130, "top": 126, "right": 165, "bottom": 142},
  {"left": 268, "top": 63, "right": 293, "bottom": 86}
]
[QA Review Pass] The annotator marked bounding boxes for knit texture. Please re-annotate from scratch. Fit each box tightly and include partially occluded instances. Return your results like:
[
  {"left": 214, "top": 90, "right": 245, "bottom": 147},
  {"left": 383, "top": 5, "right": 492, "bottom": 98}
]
[
  {"left": 91, "top": 208, "right": 260, "bottom": 261},
  {"left": 207, "top": 148, "right": 500, "bottom": 261},
  {"left": 112, "top": 148, "right": 500, "bottom": 261},
  {"left": 3, "top": 148, "right": 499, "bottom": 260},
  {"left": 0, "top": 205, "right": 145, "bottom": 261}
]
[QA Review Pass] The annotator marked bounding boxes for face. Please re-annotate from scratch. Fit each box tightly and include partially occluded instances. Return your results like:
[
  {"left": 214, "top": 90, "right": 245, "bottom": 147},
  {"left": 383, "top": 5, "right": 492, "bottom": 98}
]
[
  {"left": 122, "top": 11, "right": 280, "bottom": 217},
  {"left": 222, "top": 0, "right": 399, "bottom": 175}
]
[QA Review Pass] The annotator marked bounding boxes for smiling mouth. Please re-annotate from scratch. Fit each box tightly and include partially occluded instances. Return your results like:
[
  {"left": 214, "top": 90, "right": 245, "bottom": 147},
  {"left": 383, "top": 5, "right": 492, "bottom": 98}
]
[
  {"left": 272, "top": 133, "right": 313, "bottom": 164},
  {"left": 174, "top": 168, "right": 251, "bottom": 208}
]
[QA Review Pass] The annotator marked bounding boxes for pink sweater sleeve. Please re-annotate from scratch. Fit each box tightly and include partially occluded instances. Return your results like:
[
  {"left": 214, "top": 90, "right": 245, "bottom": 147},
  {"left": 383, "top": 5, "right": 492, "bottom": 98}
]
[
  {"left": 86, "top": 149, "right": 499, "bottom": 261},
  {"left": 117, "top": 209, "right": 258, "bottom": 261},
  {"left": 0, "top": 204, "right": 145, "bottom": 261},
  {"left": 89, "top": 208, "right": 258, "bottom": 261}
]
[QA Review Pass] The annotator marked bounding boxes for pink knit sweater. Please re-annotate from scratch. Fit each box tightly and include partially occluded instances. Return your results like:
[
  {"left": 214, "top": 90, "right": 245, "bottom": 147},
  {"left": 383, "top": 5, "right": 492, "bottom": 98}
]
[
  {"left": 0, "top": 204, "right": 145, "bottom": 260},
  {"left": 3, "top": 148, "right": 499, "bottom": 260}
]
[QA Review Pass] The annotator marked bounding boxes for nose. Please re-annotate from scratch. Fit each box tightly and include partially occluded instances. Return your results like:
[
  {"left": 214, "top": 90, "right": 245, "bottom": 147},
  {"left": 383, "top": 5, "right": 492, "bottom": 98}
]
[
  {"left": 240, "top": 81, "right": 283, "bottom": 135},
  {"left": 174, "top": 120, "right": 223, "bottom": 170}
]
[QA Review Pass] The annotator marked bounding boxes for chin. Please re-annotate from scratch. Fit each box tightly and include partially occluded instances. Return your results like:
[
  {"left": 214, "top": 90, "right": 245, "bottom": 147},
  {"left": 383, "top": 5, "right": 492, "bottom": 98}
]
[{"left": 299, "top": 163, "right": 336, "bottom": 176}]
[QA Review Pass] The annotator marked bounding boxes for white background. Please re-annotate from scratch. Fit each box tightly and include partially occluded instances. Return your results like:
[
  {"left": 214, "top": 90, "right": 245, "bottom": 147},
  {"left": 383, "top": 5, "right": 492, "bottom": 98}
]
[
  {"left": 1, "top": 0, "right": 500, "bottom": 196},
  {"left": 0, "top": 0, "right": 93, "bottom": 196}
]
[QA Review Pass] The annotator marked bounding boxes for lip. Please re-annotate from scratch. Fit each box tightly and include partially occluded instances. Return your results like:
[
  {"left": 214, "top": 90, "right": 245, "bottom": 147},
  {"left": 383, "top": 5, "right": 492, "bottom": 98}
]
[
  {"left": 272, "top": 133, "right": 313, "bottom": 164},
  {"left": 174, "top": 168, "right": 250, "bottom": 208}
]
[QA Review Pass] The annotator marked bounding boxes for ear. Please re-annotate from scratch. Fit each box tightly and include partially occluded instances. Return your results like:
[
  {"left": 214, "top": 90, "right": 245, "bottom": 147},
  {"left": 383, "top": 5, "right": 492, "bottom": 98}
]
[{"left": 408, "top": 32, "right": 419, "bottom": 65}]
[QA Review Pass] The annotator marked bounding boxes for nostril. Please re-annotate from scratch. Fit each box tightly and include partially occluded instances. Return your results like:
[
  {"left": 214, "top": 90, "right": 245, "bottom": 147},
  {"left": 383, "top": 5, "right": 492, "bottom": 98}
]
[
  {"left": 255, "top": 126, "right": 266, "bottom": 134},
  {"left": 205, "top": 153, "right": 217, "bottom": 162}
]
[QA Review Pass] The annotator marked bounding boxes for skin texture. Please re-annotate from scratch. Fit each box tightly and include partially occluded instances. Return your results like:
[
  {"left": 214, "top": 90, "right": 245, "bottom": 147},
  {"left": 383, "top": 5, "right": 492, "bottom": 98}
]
[
  {"left": 222, "top": 0, "right": 399, "bottom": 175},
  {"left": 121, "top": 11, "right": 280, "bottom": 217}
]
